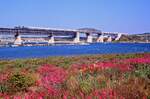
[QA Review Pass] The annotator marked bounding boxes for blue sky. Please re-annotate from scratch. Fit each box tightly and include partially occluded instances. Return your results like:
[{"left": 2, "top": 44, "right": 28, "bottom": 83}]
[{"left": 0, "top": 0, "right": 150, "bottom": 34}]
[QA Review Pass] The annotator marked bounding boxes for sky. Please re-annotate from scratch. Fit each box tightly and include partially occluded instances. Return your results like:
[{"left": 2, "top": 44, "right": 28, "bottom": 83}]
[{"left": 0, "top": 0, "right": 150, "bottom": 34}]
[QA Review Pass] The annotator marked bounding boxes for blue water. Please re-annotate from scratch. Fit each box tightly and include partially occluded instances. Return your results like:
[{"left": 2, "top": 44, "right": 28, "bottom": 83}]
[{"left": 0, "top": 43, "right": 150, "bottom": 59}]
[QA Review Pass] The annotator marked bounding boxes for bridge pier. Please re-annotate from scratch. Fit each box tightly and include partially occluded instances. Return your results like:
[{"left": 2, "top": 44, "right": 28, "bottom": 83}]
[
  {"left": 86, "top": 33, "right": 93, "bottom": 43},
  {"left": 97, "top": 34, "right": 104, "bottom": 43},
  {"left": 14, "top": 32, "right": 22, "bottom": 45},
  {"left": 115, "top": 33, "right": 122, "bottom": 41},
  {"left": 107, "top": 36, "right": 112, "bottom": 42},
  {"left": 48, "top": 33, "right": 55, "bottom": 44},
  {"left": 73, "top": 32, "right": 80, "bottom": 43}
]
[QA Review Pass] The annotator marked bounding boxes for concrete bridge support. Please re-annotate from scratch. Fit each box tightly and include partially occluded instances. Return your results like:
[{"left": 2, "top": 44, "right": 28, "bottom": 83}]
[
  {"left": 14, "top": 32, "right": 22, "bottom": 45},
  {"left": 97, "top": 35, "right": 104, "bottom": 43},
  {"left": 73, "top": 32, "right": 80, "bottom": 43},
  {"left": 107, "top": 36, "right": 112, "bottom": 42},
  {"left": 48, "top": 34, "right": 55, "bottom": 44},
  {"left": 115, "top": 33, "right": 122, "bottom": 41},
  {"left": 14, "top": 35, "right": 22, "bottom": 45},
  {"left": 86, "top": 33, "right": 93, "bottom": 43}
]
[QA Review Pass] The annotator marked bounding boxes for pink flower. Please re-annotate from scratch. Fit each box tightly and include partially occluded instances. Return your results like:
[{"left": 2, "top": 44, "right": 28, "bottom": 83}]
[
  {"left": 24, "top": 94, "right": 30, "bottom": 99},
  {"left": 13, "top": 96, "right": 22, "bottom": 99},
  {"left": 63, "top": 95, "right": 67, "bottom": 99},
  {"left": 71, "top": 96, "right": 76, "bottom": 99},
  {"left": 80, "top": 92, "right": 84, "bottom": 99}
]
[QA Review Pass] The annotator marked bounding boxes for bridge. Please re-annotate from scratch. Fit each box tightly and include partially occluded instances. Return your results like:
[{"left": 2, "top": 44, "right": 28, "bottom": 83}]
[{"left": 0, "top": 27, "right": 123, "bottom": 46}]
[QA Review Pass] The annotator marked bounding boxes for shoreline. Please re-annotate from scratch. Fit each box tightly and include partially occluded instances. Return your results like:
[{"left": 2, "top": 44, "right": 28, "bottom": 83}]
[
  {"left": 0, "top": 52, "right": 149, "bottom": 60},
  {"left": 0, "top": 42, "right": 150, "bottom": 48},
  {"left": 0, "top": 52, "right": 149, "bottom": 61}
]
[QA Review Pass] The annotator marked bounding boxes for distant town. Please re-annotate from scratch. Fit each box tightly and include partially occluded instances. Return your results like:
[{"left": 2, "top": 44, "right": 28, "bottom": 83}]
[{"left": 0, "top": 26, "right": 149, "bottom": 47}]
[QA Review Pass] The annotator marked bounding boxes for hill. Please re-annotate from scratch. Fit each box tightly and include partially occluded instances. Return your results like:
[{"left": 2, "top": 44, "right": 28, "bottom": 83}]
[{"left": 119, "top": 33, "right": 150, "bottom": 42}]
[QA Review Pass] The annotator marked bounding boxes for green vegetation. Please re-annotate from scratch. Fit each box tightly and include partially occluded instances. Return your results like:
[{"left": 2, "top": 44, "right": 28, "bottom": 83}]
[{"left": 0, "top": 53, "right": 146, "bottom": 71}]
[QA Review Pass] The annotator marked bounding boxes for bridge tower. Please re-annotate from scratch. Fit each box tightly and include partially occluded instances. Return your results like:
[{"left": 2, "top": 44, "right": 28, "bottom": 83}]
[
  {"left": 86, "top": 33, "right": 93, "bottom": 43},
  {"left": 14, "top": 31, "right": 22, "bottom": 45},
  {"left": 73, "top": 32, "right": 80, "bottom": 43}
]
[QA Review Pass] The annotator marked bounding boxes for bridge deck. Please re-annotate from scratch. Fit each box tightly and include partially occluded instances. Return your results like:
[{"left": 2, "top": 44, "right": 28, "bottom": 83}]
[{"left": 0, "top": 27, "right": 103, "bottom": 35}]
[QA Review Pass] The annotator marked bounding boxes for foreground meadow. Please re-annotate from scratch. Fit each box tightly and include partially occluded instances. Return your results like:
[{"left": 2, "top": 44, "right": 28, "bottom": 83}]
[{"left": 0, "top": 53, "right": 150, "bottom": 99}]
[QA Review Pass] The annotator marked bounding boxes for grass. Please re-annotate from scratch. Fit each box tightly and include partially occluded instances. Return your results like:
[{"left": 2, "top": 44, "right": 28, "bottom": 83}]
[{"left": 0, "top": 53, "right": 146, "bottom": 70}]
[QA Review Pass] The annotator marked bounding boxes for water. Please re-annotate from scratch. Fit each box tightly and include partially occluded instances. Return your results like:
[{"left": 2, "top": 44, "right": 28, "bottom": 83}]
[{"left": 0, "top": 43, "right": 150, "bottom": 59}]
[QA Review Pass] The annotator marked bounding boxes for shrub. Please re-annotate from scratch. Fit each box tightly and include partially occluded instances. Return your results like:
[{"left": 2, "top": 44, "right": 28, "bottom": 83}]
[
  {"left": 66, "top": 76, "right": 79, "bottom": 93},
  {"left": 79, "top": 79, "right": 93, "bottom": 94},
  {"left": 0, "top": 83, "right": 8, "bottom": 93},
  {"left": 7, "top": 72, "right": 36, "bottom": 93},
  {"left": 133, "top": 64, "right": 150, "bottom": 78},
  {"left": 14, "top": 60, "right": 26, "bottom": 68},
  {"left": 114, "top": 77, "right": 150, "bottom": 99}
]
